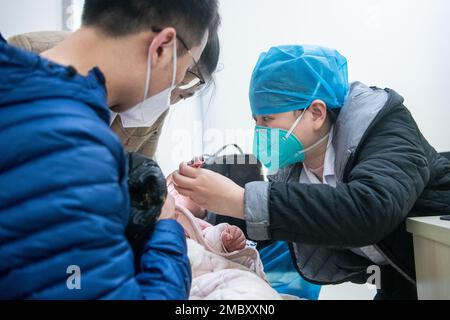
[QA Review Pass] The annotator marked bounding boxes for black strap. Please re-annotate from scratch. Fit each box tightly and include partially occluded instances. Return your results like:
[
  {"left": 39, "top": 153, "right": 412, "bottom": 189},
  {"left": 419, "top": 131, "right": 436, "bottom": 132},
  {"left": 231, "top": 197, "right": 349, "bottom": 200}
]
[{"left": 211, "top": 144, "right": 244, "bottom": 158}]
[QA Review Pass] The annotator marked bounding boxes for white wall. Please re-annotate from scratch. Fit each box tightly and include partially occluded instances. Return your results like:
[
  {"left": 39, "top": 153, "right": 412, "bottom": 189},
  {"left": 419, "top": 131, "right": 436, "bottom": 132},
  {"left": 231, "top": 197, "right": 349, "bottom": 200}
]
[
  {"left": 2, "top": 0, "right": 448, "bottom": 173},
  {"left": 157, "top": 0, "right": 450, "bottom": 175},
  {"left": 0, "top": 0, "right": 63, "bottom": 38}
]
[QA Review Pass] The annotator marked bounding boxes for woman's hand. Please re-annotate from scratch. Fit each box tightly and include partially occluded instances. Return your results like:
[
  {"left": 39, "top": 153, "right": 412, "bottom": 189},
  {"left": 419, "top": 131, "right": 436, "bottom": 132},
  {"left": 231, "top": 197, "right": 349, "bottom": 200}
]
[
  {"left": 167, "top": 174, "right": 207, "bottom": 218},
  {"left": 221, "top": 225, "right": 246, "bottom": 252},
  {"left": 172, "top": 163, "right": 245, "bottom": 220}
]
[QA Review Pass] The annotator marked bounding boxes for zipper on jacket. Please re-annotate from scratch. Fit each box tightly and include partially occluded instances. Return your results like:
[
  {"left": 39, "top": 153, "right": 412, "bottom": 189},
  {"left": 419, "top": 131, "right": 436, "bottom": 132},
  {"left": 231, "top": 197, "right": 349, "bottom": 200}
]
[
  {"left": 373, "top": 244, "right": 416, "bottom": 286},
  {"left": 341, "top": 88, "right": 416, "bottom": 286}
]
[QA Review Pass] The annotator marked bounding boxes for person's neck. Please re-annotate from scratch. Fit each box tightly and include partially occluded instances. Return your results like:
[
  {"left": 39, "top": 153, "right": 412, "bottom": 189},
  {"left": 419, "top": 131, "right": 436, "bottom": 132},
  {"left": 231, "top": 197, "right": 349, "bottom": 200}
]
[
  {"left": 40, "top": 27, "right": 134, "bottom": 108},
  {"left": 303, "top": 125, "right": 332, "bottom": 180}
]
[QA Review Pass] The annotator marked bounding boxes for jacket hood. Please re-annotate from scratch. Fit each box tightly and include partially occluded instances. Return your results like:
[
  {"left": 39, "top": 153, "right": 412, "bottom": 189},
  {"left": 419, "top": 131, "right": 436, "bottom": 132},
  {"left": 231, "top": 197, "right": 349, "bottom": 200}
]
[
  {"left": 0, "top": 34, "right": 110, "bottom": 123},
  {"left": 333, "top": 82, "right": 405, "bottom": 180}
]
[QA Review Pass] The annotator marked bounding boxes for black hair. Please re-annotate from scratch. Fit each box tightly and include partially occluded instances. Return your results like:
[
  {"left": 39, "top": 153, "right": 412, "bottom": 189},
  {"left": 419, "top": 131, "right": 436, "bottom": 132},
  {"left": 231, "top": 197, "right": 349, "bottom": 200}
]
[
  {"left": 192, "top": 32, "right": 221, "bottom": 115},
  {"left": 293, "top": 107, "right": 341, "bottom": 125},
  {"left": 327, "top": 108, "right": 341, "bottom": 124},
  {"left": 199, "top": 32, "right": 220, "bottom": 79},
  {"left": 82, "top": 0, "right": 220, "bottom": 49}
]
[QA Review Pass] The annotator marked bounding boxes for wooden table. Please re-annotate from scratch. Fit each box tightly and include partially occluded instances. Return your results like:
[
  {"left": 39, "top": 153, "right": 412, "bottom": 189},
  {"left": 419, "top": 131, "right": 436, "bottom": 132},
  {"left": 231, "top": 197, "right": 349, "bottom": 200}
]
[{"left": 407, "top": 216, "right": 450, "bottom": 300}]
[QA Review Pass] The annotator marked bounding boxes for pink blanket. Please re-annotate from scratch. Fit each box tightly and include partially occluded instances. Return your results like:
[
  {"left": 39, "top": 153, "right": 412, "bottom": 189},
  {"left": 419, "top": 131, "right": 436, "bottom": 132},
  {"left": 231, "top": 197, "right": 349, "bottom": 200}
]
[{"left": 175, "top": 205, "right": 282, "bottom": 300}]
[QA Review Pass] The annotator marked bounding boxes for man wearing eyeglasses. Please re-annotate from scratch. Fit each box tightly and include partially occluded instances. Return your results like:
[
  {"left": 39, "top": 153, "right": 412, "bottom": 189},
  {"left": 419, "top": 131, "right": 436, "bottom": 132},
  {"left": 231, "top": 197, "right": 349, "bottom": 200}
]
[
  {"left": 0, "top": 0, "right": 219, "bottom": 300},
  {"left": 8, "top": 29, "right": 219, "bottom": 160},
  {"left": 111, "top": 32, "right": 220, "bottom": 159}
]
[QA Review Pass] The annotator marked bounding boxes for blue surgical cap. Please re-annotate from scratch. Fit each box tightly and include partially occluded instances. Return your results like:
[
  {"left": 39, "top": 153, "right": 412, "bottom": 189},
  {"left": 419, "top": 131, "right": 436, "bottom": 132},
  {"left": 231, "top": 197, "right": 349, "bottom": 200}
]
[{"left": 249, "top": 45, "right": 349, "bottom": 116}]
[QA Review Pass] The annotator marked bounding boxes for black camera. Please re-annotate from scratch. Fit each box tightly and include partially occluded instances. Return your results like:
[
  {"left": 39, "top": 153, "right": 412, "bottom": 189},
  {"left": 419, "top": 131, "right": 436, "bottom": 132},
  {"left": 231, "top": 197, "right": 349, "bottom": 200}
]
[{"left": 126, "top": 153, "right": 168, "bottom": 257}]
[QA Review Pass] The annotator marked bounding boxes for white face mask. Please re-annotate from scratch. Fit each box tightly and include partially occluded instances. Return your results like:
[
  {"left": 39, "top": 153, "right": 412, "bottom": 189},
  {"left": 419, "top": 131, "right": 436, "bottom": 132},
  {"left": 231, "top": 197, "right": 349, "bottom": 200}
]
[{"left": 112, "top": 39, "right": 178, "bottom": 128}]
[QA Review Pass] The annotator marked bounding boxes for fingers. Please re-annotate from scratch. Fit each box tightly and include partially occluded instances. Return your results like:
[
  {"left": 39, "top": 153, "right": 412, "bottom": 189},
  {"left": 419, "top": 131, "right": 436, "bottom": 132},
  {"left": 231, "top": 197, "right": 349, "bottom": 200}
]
[
  {"left": 172, "top": 171, "right": 196, "bottom": 190},
  {"left": 236, "top": 233, "right": 246, "bottom": 244},
  {"left": 227, "top": 229, "right": 246, "bottom": 247},
  {"left": 228, "top": 234, "right": 244, "bottom": 246},
  {"left": 179, "top": 162, "right": 201, "bottom": 179},
  {"left": 229, "top": 226, "right": 242, "bottom": 237},
  {"left": 222, "top": 229, "right": 232, "bottom": 241},
  {"left": 174, "top": 185, "right": 194, "bottom": 198},
  {"left": 188, "top": 156, "right": 205, "bottom": 167},
  {"left": 223, "top": 233, "right": 246, "bottom": 252}
]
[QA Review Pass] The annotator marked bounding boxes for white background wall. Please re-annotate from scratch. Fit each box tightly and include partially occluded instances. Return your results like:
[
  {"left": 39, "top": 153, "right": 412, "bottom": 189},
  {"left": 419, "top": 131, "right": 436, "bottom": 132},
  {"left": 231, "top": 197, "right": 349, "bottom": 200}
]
[
  {"left": 1, "top": 0, "right": 450, "bottom": 300},
  {"left": 2, "top": 0, "right": 449, "bottom": 171},
  {"left": 158, "top": 0, "right": 450, "bottom": 176},
  {"left": 0, "top": 0, "right": 63, "bottom": 38}
]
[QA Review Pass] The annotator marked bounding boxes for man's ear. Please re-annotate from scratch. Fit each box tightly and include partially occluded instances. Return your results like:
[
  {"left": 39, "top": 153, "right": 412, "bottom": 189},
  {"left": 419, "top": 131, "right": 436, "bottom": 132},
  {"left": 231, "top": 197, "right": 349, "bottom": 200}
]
[
  {"left": 148, "top": 27, "right": 177, "bottom": 68},
  {"left": 309, "top": 100, "right": 328, "bottom": 130}
]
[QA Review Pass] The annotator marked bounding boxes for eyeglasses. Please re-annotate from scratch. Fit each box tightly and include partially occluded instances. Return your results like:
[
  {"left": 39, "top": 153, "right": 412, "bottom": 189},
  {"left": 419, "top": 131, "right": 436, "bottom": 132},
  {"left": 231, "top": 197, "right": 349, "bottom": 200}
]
[{"left": 152, "top": 27, "right": 206, "bottom": 91}]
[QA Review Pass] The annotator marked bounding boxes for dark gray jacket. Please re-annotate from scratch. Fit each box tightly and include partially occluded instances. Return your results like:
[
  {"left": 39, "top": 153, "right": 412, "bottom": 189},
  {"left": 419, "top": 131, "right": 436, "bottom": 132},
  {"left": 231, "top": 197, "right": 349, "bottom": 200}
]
[{"left": 244, "top": 82, "right": 450, "bottom": 298}]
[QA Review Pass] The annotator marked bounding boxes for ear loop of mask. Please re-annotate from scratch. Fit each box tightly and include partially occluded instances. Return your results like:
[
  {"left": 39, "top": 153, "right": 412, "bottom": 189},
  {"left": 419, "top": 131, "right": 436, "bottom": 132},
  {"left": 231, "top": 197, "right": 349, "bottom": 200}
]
[
  {"left": 285, "top": 106, "right": 331, "bottom": 155},
  {"left": 139, "top": 36, "right": 178, "bottom": 122},
  {"left": 139, "top": 46, "right": 153, "bottom": 123},
  {"left": 285, "top": 107, "right": 309, "bottom": 139},
  {"left": 171, "top": 38, "right": 177, "bottom": 89},
  {"left": 301, "top": 132, "right": 331, "bottom": 154}
]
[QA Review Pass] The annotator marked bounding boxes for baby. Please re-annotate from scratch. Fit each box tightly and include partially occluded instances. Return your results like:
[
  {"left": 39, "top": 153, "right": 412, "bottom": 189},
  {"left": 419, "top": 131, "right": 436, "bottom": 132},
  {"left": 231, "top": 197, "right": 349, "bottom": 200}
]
[
  {"left": 167, "top": 175, "right": 247, "bottom": 253},
  {"left": 166, "top": 174, "right": 283, "bottom": 300}
]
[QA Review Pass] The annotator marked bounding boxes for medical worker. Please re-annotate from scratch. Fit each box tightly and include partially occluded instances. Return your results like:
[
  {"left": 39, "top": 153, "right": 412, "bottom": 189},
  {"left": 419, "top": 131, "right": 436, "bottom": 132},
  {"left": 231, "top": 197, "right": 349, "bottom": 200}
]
[{"left": 172, "top": 45, "right": 450, "bottom": 300}]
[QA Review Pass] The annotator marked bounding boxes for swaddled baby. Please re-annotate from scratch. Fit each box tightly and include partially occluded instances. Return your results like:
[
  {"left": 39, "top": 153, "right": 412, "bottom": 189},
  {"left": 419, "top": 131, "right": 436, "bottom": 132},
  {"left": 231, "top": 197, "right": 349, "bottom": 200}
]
[
  {"left": 167, "top": 176, "right": 282, "bottom": 300},
  {"left": 168, "top": 179, "right": 246, "bottom": 252},
  {"left": 126, "top": 153, "right": 295, "bottom": 300}
]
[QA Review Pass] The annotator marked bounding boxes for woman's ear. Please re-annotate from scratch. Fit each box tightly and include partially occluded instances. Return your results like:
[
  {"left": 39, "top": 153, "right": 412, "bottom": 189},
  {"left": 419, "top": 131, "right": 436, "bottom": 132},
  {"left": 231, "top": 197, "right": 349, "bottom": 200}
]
[{"left": 309, "top": 100, "right": 328, "bottom": 130}]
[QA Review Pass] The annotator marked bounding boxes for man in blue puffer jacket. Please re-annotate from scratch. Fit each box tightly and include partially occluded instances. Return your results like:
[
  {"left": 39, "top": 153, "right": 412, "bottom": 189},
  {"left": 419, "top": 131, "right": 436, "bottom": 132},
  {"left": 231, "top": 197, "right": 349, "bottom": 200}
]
[{"left": 0, "top": 0, "right": 220, "bottom": 299}]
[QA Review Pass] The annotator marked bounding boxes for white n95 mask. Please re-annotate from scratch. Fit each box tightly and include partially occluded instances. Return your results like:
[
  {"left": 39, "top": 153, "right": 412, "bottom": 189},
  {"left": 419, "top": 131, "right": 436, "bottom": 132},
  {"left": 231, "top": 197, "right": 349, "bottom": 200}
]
[{"left": 118, "top": 39, "right": 178, "bottom": 128}]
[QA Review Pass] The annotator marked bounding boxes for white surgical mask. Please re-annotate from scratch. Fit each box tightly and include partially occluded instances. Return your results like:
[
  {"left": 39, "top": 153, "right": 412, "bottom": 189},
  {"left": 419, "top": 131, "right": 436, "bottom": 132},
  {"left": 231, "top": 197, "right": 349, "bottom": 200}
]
[{"left": 114, "top": 39, "right": 178, "bottom": 128}]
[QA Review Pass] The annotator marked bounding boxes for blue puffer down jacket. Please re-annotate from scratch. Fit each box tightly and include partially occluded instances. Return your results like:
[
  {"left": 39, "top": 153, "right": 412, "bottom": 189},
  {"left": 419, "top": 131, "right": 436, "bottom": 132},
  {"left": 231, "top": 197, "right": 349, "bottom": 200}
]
[{"left": 0, "top": 35, "right": 191, "bottom": 300}]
